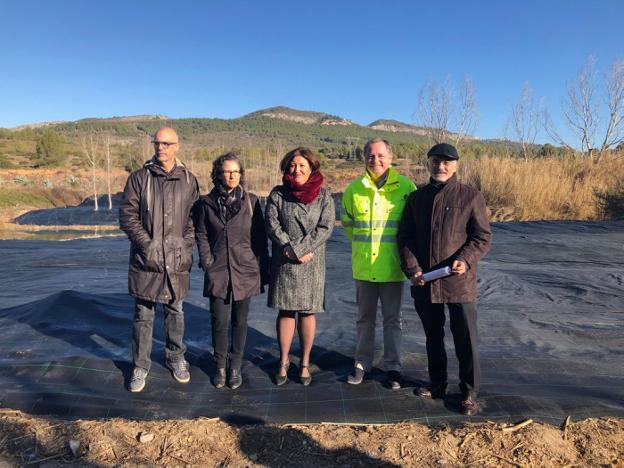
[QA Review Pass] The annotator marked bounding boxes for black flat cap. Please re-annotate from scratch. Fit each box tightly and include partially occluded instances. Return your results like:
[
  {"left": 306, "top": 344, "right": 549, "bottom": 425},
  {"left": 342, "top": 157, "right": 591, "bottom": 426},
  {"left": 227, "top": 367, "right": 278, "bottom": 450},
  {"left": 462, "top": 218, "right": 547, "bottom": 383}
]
[{"left": 427, "top": 143, "right": 459, "bottom": 160}]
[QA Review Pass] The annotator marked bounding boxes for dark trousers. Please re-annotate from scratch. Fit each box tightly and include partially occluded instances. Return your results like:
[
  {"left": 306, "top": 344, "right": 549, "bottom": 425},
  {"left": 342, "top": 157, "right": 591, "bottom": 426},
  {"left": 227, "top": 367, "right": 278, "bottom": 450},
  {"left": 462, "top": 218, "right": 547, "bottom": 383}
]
[
  {"left": 210, "top": 296, "right": 250, "bottom": 369},
  {"left": 133, "top": 298, "right": 186, "bottom": 371},
  {"left": 414, "top": 301, "right": 480, "bottom": 396}
]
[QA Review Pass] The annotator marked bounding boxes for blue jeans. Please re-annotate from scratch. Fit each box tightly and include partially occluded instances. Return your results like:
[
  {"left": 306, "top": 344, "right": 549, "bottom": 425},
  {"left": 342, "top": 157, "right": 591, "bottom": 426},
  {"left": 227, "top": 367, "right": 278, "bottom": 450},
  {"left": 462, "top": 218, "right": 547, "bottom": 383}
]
[{"left": 132, "top": 298, "right": 186, "bottom": 371}]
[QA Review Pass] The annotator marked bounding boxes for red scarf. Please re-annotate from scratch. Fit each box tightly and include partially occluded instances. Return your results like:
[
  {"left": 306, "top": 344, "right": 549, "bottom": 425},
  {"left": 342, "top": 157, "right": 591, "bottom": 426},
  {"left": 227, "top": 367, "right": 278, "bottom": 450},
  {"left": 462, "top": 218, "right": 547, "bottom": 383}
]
[{"left": 282, "top": 171, "right": 324, "bottom": 204}]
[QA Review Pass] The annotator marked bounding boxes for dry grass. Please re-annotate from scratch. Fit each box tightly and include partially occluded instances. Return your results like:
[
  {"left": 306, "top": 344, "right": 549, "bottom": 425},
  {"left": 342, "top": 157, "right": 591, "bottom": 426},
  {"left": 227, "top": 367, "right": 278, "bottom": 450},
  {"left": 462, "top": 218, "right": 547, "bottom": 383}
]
[
  {"left": 462, "top": 153, "right": 624, "bottom": 221},
  {"left": 1, "top": 155, "right": 623, "bottom": 225},
  {"left": 1, "top": 409, "right": 623, "bottom": 467}
]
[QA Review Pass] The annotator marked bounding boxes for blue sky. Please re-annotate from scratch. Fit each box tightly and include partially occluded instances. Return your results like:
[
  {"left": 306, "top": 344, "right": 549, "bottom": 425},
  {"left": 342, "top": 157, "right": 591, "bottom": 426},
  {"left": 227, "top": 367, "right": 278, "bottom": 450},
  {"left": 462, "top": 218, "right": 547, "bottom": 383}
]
[{"left": 2, "top": 0, "right": 623, "bottom": 143}]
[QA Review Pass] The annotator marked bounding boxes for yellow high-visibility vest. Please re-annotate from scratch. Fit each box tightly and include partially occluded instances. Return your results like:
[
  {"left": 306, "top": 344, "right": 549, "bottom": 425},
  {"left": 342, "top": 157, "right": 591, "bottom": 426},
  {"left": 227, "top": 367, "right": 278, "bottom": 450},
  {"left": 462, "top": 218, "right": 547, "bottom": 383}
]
[{"left": 341, "top": 167, "right": 416, "bottom": 282}]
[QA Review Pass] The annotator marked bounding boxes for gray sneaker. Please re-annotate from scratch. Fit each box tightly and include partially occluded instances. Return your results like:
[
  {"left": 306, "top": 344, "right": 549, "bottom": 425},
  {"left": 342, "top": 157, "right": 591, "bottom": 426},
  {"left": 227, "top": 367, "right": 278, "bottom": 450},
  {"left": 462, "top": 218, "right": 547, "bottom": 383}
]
[
  {"left": 347, "top": 367, "right": 365, "bottom": 385},
  {"left": 129, "top": 367, "right": 148, "bottom": 392},
  {"left": 167, "top": 359, "right": 190, "bottom": 384}
]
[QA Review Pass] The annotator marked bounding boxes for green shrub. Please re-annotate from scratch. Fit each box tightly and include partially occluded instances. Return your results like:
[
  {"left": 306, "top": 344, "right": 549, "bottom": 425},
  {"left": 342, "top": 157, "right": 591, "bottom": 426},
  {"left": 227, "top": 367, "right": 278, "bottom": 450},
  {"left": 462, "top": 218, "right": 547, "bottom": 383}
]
[
  {"left": 33, "top": 130, "right": 66, "bottom": 167},
  {"left": 0, "top": 188, "right": 53, "bottom": 208},
  {"left": 0, "top": 154, "right": 15, "bottom": 168},
  {"left": 13, "top": 175, "right": 29, "bottom": 185}
]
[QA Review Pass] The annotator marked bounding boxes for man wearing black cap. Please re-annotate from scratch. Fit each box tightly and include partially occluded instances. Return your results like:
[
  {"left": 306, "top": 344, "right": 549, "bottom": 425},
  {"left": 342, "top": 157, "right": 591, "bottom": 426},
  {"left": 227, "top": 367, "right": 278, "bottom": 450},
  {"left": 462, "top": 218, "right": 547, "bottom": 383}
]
[{"left": 396, "top": 142, "right": 491, "bottom": 415}]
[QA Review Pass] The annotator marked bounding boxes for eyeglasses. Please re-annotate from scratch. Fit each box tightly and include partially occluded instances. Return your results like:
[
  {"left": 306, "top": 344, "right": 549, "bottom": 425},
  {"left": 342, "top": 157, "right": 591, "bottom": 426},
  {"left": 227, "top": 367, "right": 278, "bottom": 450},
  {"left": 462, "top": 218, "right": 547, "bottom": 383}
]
[
  {"left": 152, "top": 141, "right": 178, "bottom": 148},
  {"left": 221, "top": 170, "right": 241, "bottom": 176}
]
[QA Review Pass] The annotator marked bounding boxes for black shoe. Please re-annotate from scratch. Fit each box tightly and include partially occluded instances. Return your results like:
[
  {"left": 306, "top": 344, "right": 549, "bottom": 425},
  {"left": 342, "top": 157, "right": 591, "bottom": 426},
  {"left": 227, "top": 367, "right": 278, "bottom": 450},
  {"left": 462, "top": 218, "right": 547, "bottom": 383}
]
[
  {"left": 228, "top": 368, "right": 242, "bottom": 390},
  {"left": 461, "top": 394, "right": 480, "bottom": 416},
  {"left": 347, "top": 367, "right": 365, "bottom": 385},
  {"left": 213, "top": 368, "right": 226, "bottom": 389},
  {"left": 415, "top": 384, "right": 447, "bottom": 399},
  {"left": 275, "top": 361, "right": 290, "bottom": 386},
  {"left": 386, "top": 371, "right": 402, "bottom": 390}
]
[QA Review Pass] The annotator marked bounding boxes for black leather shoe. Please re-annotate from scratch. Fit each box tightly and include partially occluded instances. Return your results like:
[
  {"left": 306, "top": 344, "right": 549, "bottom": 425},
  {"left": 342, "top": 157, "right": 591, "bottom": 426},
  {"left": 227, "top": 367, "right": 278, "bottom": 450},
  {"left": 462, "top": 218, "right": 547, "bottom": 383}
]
[
  {"left": 228, "top": 368, "right": 242, "bottom": 390},
  {"left": 415, "top": 384, "right": 447, "bottom": 399},
  {"left": 213, "top": 368, "right": 226, "bottom": 389},
  {"left": 386, "top": 371, "right": 402, "bottom": 390},
  {"left": 461, "top": 394, "right": 481, "bottom": 416}
]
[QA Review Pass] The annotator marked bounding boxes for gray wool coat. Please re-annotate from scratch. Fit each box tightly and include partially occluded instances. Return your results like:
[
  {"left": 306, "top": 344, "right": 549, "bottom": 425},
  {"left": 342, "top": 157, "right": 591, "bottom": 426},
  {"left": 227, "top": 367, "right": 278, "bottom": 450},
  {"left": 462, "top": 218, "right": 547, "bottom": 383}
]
[{"left": 265, "top": 186, "right": 335, "bottom": 312}]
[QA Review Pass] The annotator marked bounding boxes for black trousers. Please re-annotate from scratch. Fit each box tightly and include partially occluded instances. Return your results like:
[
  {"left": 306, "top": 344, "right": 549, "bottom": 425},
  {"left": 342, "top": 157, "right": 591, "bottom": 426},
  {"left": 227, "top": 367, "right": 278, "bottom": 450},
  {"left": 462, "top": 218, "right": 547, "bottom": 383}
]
[
  {"left": 210, "top": 296, "right": 250, "bottom": 369},
  {"left": 414, "top": 301, "right": 480, "bottom": 396}
]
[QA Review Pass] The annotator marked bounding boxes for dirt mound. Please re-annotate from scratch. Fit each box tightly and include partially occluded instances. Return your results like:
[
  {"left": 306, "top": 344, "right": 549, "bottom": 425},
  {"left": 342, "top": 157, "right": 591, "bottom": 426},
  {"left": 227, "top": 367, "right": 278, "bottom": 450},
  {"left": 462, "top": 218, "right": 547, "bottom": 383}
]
[{"left": 1, "top": 410, "right": 622, "bottom": 466}]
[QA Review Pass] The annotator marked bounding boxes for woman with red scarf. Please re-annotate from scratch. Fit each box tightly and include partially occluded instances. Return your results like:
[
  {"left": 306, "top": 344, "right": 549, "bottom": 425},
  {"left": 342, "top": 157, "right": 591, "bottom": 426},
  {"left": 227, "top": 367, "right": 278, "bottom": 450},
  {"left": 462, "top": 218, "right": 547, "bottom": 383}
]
[{"left": 265, "top": 147, "right": 335, "bottom": 386}]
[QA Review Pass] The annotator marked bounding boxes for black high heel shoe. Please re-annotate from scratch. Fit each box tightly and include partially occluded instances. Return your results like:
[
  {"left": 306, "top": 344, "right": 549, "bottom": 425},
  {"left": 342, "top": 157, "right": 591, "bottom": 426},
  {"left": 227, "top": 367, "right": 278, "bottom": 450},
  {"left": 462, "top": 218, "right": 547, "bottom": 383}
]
[
  {"left": 299, "top": 364, "right": 312, "bottom": 386},
  {"left": 276, "top": 360, "right": 290, "bottom": 386}
]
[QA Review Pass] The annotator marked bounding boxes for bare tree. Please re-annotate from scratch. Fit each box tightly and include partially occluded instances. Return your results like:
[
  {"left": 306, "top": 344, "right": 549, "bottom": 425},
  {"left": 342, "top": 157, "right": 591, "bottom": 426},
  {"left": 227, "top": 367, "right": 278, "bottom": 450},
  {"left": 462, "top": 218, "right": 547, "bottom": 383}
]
[
  {"left": 416, "top": 75, "right": 478, "bottom": 145},
  {"left": 127, "top": 135, "right": 151, "bottom": 172},
  {"left": 103, "top": 134, "right": 113, "bottom": 210},
  {"left": 600, "top": 59, "right": 624, "bottom": 152},
  {"left": 545, "top": 57, "right": 624, "bottom": 159},
  {"left": 453, "top": 76, "right": 479, "bottom": 146},
  {"left": 562, "top": 57, "right": 598, "bottom": 158},
  {"left": 417, "top": 77, "right": 451, "bottom": 143},
  {"left": 508, "top": 82, "right": 541, "bottom": 161},
  {"left": 543, "top": 109, "right": 575, "bottom": 153},
  {"left": 80, "top": 134, "right": 100, "bottom": 211}
]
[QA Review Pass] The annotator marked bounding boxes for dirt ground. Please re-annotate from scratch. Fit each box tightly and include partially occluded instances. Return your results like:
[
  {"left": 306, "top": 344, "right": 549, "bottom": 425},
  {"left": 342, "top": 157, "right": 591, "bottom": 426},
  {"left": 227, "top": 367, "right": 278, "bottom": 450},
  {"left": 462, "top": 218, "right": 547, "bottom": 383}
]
[{"left": 1, "top": 410, "right": 622, "bottom": 467}]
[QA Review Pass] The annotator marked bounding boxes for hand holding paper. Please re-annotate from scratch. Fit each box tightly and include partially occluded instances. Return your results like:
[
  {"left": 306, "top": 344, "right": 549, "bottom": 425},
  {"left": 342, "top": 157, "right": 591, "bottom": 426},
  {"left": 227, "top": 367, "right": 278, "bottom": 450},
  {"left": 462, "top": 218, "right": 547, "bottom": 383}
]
[{"left": 422, "top": 266, "right": 452, "bottom": 282}]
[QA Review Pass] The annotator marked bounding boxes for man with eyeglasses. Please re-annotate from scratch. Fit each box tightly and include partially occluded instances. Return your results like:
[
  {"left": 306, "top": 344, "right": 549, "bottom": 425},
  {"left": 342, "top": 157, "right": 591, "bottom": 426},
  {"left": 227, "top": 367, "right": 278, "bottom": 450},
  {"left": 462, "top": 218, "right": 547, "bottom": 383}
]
[
  {"left": 341, "top": 138, "right": 416, "bottom": 390},
  {"left": 119, "top": 127, "right": 199, "bottom": 392},
  {"left": 397, "top": 143, "right": 491, "bottom": 415}
]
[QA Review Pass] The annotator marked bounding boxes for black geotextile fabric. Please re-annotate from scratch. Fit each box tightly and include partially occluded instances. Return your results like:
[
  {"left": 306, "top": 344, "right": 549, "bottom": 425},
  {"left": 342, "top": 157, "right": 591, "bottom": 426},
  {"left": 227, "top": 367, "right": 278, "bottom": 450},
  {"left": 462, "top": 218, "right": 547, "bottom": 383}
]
[
  {"left": 0, "top": 221, "right": 623, "bottom": 424},
  {"left": 14, "top": 202, "right": 120, "bottom": 226}
]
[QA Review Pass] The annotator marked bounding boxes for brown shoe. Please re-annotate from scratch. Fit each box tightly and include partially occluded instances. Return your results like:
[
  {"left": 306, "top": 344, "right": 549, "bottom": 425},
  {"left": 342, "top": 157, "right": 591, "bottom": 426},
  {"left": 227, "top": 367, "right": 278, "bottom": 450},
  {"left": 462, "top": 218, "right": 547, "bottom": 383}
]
[
  {"left": 415, "top": 384, "right": 446, "bottom": 399},
  {"left": 461, "top": 395, "right": 481, "bottom": 416}
]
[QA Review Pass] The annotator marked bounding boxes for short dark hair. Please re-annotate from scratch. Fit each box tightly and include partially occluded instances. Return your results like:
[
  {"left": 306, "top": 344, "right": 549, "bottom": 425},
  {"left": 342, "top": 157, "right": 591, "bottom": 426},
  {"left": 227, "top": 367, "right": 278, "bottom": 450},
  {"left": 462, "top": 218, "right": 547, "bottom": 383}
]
[
  {"left": 279, "top": 147, "right": 321, "bottom": 174},
  {"left": 211, "top": 152, "right": 246, "bottom": 187},
  {"left": 364, "top": 138, "right": 393, "bottom": 158}
]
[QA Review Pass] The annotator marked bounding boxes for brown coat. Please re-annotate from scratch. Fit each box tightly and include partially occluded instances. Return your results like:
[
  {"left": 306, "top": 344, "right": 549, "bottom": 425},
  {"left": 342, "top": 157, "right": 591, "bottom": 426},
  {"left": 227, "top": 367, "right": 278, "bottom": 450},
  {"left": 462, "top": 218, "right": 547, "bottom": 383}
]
[
  {"left": 193, "top": 189, "right": 270, "bottom": 301},
  {"left": 397, "top": 175, "right": 491, "bottom": 303}
]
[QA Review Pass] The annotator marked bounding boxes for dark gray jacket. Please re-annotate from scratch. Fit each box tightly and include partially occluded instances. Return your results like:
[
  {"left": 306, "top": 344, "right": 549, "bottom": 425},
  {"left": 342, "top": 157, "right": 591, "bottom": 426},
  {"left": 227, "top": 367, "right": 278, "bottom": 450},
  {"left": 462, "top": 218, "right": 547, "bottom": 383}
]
[
  {"left": 265, "top": 186, "right": 335, "bottom": 312},
  {"left": 119, "top": 159, "right": 199, "bottom": 303},
  {"left": 193, "top": 189, "right": 270, "bottom": 301}
]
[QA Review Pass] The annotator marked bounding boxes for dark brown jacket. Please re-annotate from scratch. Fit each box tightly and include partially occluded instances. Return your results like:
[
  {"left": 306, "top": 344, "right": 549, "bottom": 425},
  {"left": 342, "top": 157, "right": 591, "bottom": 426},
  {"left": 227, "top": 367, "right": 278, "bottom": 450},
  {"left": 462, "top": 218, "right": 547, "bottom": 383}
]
[
  {"left": 397, "top": 175, "right": 491, "bottom": 303},
  {"left": 119, "top": 159, "right": 199, "bottom": 303},
  {"left": 193, "top": 189, "right": 269, "bottom": 301}
]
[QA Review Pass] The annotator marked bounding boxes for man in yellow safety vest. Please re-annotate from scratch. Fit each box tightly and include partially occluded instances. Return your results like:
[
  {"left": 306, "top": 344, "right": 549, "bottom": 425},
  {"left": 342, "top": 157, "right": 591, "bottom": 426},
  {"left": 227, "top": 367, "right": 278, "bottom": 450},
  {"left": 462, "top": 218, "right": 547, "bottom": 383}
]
[{"left": 341, "top": 138, "right": 416, "bottom": 389}]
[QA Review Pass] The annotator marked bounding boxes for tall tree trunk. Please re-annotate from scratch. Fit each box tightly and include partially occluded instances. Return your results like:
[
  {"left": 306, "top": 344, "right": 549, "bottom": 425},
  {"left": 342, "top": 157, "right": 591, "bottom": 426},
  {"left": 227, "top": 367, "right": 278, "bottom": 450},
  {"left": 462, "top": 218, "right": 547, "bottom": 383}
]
[{"left": 92, "top": 163, "right": 99, "bottom": 211}]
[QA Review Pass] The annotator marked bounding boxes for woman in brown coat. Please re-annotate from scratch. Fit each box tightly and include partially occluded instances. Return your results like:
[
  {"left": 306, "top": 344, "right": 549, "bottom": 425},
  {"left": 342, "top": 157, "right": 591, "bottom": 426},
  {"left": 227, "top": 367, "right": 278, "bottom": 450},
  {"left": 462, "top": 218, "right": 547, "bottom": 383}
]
[{"left": 194, "top": 152, "right": 269, "bottom": 389}]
